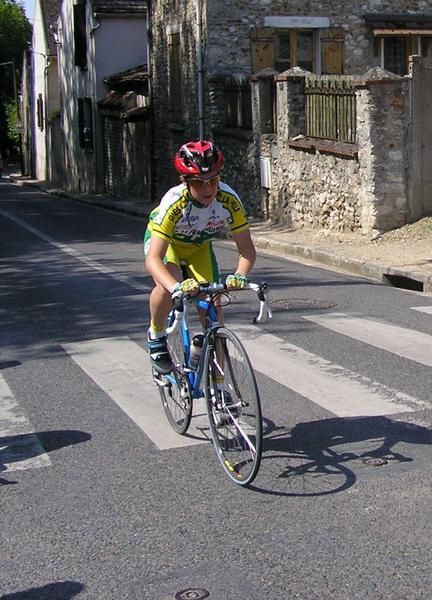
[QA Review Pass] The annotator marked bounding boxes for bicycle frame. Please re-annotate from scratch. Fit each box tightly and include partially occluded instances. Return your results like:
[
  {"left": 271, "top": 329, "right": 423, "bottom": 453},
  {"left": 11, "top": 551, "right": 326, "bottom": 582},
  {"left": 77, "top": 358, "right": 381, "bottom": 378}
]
[
  {"left": 167, "top": 293, "right": 220, "bottom": 400},
  {"left": 165, "top": 281, "right": 271, "bottom": 400}
]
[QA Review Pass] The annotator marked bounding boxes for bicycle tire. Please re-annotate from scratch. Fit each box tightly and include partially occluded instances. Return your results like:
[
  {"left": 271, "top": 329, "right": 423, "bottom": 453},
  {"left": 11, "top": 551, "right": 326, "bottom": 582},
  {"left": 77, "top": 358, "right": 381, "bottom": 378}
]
[
  {"left": 204, "top": 327, "right": 263, "bottom": 486},
  {"left": 158, "top": 312, "right": 192, "bottom": 434}
]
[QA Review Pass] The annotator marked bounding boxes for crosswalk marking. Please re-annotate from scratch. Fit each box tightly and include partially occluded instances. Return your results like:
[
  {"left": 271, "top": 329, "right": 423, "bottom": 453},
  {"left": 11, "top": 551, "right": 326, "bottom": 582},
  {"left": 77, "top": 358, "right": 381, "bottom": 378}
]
[
  {"left": 0, "top": 375, "right": 52, "bottom": 472},
  {"left": 62, "top": 337, "right": 210, "bottom": 450},
  {"left": 411, "top": 306, "right": 432, "bottom": 315},
  {"left": 236, "top": 325, "right": 424, "bottom": 418},
  {"left": 304, "top": 312, "right": 432, "bottom": 367}
]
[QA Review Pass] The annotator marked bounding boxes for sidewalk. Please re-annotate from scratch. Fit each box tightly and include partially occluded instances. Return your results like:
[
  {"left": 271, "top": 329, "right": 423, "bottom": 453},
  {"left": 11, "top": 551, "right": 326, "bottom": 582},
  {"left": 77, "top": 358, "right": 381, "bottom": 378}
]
[{"left": 8, "top": 170, "right": 432, "bottom": 293}]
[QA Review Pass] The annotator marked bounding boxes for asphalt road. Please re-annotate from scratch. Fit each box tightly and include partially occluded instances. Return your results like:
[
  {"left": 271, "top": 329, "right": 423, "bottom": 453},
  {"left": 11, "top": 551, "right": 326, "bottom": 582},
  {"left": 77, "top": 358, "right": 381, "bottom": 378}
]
[{"left": 2, "top": 181, "right": 432, "bottom": 600}]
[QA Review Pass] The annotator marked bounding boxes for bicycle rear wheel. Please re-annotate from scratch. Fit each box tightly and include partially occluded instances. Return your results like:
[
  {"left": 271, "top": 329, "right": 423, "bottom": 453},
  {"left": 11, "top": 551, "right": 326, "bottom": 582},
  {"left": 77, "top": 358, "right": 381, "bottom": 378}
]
[
  {"left": 157, "top": 313, "right": 192, "bottom": 434},
  {"left": 204, "top": 327, "right": 263, "bottom": 486}
]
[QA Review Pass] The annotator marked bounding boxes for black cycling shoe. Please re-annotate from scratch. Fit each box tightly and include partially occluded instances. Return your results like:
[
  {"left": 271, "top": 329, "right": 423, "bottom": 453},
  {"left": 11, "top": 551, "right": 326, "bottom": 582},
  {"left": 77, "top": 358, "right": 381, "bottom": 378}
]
[{"left": 147, "top": 335, "right": 173, "bottom": 374}]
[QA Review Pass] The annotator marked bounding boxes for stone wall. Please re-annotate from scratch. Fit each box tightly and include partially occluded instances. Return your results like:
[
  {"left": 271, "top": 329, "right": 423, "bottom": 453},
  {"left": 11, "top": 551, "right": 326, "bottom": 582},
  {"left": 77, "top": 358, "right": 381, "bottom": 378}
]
[
  {"left": 148, "top": 0, "right": 432, "bottom": 221},
  {"left": 270, "top": 145, "right": 362, "bottom": 231},
  {"left": 205, "top": 0, "right": 432, "bottom": 76},
  {"left": 252, "top": 64, "right": 432, "bottom": 235}
]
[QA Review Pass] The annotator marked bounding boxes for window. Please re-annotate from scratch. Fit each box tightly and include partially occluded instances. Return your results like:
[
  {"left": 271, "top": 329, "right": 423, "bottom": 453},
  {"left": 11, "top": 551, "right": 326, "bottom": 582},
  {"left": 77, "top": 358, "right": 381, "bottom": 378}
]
[
  {"left": 224, "top": 77, "right": 252, "bottom": 130},
  {"left": 377, "top": 35, "right": 431, "bottom": 75},
  {"left": 168, "top": 32, "right": 182, "bottom": 122},
  {"left": 78, "top": 97, "right": 93, "bottom": 151},
  {"left": 365, "top": 14, "right": 432, "bottom": 76},
  {"left": 251, "top": 26, "right": 344, "bottom": 75},
  {"left": 275, "top": 30, "right": 314, "bottom": 72},
  {"left": 74, "top": 1, "right": 87, "bottom": 70},
  {"left": 36, "top": 94, "right": 44, "bottom": 130}
]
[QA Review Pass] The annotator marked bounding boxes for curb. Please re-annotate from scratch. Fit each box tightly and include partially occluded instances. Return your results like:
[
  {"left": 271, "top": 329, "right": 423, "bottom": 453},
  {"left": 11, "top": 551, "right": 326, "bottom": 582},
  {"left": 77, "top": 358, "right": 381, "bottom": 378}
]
[{"left": 251, "top": 233, "right": 432, "bottom": 292}]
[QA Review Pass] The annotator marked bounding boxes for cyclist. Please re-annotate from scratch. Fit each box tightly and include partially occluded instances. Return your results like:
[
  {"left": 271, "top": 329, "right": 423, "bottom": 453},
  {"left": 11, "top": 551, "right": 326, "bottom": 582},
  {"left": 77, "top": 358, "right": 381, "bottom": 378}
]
[{"left": 144, "top": 140, "right": 256, "bottom": 374}]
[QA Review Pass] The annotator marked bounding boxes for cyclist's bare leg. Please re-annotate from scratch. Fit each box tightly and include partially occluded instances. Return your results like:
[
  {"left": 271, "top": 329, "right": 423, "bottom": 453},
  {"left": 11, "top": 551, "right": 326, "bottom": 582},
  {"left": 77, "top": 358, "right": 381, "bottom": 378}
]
[{"left": 149, "top": 262, "right": 182, "bottom": 331}]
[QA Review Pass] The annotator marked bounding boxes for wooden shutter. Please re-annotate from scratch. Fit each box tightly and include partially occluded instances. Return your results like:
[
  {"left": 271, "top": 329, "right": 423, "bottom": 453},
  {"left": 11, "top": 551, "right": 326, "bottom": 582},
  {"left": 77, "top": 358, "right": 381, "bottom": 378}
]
[
  {"left": 168, "top": 33, "right": 182, "bottom": 121},
  {"left": 251, "top": 27, "right": 275, "bottom": 72},
  {"left": 321, "top": 28, "right": 345, "bottom": 74}
]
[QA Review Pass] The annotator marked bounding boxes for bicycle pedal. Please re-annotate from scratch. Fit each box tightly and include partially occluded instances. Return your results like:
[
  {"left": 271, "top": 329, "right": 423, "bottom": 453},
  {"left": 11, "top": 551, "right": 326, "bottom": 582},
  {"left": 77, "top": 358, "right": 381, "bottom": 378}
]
[{"left": 153, "top": 374, "right": 170, "bottom": 388}]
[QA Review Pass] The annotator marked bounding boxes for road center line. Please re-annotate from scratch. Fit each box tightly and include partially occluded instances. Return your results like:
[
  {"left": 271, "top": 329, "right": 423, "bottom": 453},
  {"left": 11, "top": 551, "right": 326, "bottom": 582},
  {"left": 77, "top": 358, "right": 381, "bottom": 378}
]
[{"left": 0, "top": 208, "right": 147, "bottom": 292}]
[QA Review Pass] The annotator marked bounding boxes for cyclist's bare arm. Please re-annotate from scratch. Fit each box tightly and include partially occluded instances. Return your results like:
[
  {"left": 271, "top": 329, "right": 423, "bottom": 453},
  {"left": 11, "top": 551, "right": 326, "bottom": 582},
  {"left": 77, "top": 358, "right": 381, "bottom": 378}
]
[{"left": 231, "top": 229, "right": 256, "bottom": 276}]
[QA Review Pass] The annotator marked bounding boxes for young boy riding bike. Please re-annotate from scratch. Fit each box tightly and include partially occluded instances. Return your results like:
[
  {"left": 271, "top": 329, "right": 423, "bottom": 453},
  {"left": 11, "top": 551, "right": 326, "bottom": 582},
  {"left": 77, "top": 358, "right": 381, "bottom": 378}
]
[{"left": 144, "top": 140, "right": 256, "bottom": 374}]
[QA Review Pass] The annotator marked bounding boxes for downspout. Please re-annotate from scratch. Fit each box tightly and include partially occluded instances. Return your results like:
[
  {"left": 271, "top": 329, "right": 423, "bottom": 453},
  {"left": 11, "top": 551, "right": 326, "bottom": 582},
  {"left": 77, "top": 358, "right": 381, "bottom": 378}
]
[
  {"left": 196, "top": 0, "right": 205, "bottom": 140},
  {"left": 147, "top": 0, "right": 155, "bottom": 202}
]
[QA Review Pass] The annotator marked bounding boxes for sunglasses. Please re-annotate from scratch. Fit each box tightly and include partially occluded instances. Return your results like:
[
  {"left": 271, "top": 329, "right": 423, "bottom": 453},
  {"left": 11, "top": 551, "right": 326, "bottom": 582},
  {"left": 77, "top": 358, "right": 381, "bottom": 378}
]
[{"left": 187, "top": 175, "right": 220, "bottom": 187}]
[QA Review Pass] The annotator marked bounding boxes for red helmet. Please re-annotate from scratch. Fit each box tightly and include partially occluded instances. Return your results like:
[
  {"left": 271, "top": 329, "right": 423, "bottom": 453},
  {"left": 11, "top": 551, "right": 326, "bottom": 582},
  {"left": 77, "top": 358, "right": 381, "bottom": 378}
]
[{"left": 174, "top": 140, "right": 224, "bottom": 176}]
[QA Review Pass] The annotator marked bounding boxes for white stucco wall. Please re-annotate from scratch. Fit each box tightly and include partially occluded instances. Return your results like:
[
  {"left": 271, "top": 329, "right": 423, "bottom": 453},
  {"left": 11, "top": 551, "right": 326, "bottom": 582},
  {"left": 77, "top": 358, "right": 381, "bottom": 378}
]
[
  {"left": 57, "top": 1, "right": 147, "bottom": 193},
  {"left": 32, "top": 0, "right": 48, "bottom": 180},
  {"left": 93, "top": 18, "right": 147, "bottom": 99}
]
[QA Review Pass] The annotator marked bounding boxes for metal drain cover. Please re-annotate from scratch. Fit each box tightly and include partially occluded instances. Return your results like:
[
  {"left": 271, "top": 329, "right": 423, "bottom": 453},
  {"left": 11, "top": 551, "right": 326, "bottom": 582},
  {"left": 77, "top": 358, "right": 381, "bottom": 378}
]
[
  {"left": 175, "top": 589, "right": 210, "bottom": 600},
  {"left": 362, "top": 457, "right": 388, "bottom": 466},
  {"left": 271, "top": 298, "right": 338, "bottom": 311}
]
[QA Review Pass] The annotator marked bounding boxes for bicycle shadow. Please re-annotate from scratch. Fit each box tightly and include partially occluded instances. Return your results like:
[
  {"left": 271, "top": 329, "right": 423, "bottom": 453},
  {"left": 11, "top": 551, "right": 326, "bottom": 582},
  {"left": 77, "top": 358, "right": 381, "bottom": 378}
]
[
  {"left": 0, "top": 430, "right": 91, "bottom": 485},
  {"left": 0, "top": 580, "right": 85, "bottom": 599},
  {"left": 252, "top": 415, "right": 432, "bottom": 497}
]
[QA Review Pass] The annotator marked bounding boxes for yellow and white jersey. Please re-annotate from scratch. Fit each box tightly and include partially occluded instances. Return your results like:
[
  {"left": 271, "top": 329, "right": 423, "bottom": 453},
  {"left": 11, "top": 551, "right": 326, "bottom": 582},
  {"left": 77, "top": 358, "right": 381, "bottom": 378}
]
[{"left": 148, "top": 182, "right": 249, "bottom": 245}]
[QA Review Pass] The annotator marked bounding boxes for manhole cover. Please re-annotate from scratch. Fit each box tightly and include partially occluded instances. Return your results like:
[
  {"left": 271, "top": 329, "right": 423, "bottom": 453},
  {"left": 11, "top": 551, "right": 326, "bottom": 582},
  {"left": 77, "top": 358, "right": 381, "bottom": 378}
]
[
  {"left": 362, "top": 457, "right": 388, "bottom": 467},
  {"left": 175, "top": 589, "right": 210, "bottom": 600},
  {"left": 271, "top": 298, "right": 338, "bottom": 311}
]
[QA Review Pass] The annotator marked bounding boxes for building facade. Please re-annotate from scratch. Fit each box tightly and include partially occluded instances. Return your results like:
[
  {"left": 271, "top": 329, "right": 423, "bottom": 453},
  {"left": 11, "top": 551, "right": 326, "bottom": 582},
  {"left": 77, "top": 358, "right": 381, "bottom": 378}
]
[{"left": 148, "top": 1, "right": 432, "bottom": 228}]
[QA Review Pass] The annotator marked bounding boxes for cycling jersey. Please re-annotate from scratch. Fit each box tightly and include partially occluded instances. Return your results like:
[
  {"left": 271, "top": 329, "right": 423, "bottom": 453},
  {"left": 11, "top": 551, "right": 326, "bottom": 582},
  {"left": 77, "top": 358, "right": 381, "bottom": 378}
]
[{"left": 148, "top": 181, "right": 249, "bottom": 245}]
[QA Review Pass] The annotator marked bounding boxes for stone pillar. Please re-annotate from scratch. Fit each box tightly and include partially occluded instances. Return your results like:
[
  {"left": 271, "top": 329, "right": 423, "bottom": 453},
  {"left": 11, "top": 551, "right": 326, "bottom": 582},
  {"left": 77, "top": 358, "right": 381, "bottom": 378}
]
[
  {"left": 274, "top": 67, "right": 308, "bottom": 140},
  {"left": 356, "top": 68, "right": 410, "bottom": 234}
]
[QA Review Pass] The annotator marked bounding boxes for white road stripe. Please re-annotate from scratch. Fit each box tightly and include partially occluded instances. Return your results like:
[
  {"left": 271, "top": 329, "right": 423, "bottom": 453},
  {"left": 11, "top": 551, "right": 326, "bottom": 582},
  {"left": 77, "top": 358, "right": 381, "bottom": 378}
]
[
  {"left": 62, "top": 337, "right": 209, "bottom": 450},
  {"left": 304, "top": 312, "right": 432, "bottom": 367},
  {"left": 0, "top": 375, "right": 52, "bottom": 472},
  {"left": 0, "top": 208, "right": 147, "bottom": 292},
  {"left": 236, "top": 325, "right": 424, "bottom": 418},
  {"left": 411, "top": 306, "right": 432, "bottom": 315}
]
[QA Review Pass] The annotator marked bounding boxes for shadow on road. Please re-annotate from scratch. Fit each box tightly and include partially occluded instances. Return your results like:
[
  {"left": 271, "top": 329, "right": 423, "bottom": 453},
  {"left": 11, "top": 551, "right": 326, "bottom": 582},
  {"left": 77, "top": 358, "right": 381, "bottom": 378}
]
[
  {"left": 0, "top": 429, "right": 91, "bottom": 484},
  {"left": 252, "top": 415, "right": 432, "bottom": 497},
  {"left": 0, "top": 580, "right": 85, "bottom": 599}
]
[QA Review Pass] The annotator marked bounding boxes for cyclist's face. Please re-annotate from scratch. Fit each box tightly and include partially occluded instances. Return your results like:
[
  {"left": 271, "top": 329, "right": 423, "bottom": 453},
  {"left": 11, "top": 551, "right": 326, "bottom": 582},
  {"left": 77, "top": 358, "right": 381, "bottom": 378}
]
[{"left": 187, "top": 174, "right": 220, "bottom": 205}]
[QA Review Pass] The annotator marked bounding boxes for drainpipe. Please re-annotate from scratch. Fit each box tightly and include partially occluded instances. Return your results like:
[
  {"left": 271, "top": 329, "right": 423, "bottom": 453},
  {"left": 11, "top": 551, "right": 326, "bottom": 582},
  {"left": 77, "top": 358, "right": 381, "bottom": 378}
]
[
  {"left": 195, "top": 0, "right": 205, "bottom": 140},
  {"left": 147, "top": 0, "right": 155, "bottom": 202}
]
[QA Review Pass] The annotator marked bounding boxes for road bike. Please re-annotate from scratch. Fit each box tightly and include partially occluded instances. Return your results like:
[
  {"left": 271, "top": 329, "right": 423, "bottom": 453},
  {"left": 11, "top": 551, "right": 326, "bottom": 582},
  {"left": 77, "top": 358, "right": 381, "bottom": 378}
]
[{"left": 152, "top": 281, "right": 272, "bottom": 486}]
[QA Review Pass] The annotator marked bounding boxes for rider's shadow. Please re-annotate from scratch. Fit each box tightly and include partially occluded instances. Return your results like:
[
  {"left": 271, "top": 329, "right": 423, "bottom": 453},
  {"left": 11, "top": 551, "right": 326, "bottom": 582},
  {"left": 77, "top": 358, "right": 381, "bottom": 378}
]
[
  {"left": 0, "top": 430, "right": 91, "bottom": 485},
  {"left": 0, "top": 580, "right": 85, "bottom": 599},
  {"left": 255, "top": 415, "right": 432, "bottom": 497}
]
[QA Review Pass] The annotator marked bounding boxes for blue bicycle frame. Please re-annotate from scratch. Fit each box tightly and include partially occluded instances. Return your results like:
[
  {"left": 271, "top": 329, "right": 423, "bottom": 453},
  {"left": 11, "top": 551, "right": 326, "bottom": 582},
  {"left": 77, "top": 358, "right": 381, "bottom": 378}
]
[{"left": 170, "top": 294, "right": 219, "bottom": 400}]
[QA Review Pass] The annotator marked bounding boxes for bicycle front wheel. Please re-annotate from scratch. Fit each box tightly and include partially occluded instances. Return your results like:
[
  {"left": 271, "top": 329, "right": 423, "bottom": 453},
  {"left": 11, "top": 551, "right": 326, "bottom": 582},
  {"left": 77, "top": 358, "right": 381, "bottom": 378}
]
[
  {"left": 204, "top": 327, "right": 263, "bottom": 486},
  {"left": 158, "top": 315, "right": 192, "bottom": 435}
]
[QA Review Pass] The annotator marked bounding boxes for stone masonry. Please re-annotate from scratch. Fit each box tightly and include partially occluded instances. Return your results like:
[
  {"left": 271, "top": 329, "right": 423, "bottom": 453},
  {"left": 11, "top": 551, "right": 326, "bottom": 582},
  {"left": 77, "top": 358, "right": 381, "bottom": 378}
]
[{"left": 148, "top": 0, "right": 432, "bottom": 230}]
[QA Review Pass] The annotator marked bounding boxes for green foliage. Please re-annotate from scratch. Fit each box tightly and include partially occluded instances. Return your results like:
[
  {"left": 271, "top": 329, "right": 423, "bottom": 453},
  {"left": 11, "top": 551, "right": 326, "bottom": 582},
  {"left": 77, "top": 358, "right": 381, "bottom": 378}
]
[
  {"left": 0, "top": 0, "right": 32, "bottom": 66},
  {"left": 6, "top": 100, "right": 19, "bottom": 146},
  {"left": 0, "top": 0, "right": 31, "bottom": 156}
]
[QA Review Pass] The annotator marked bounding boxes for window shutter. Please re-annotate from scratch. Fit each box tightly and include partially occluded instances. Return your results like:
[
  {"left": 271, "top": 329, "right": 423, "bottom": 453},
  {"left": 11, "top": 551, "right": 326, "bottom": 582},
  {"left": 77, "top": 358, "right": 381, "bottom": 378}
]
[
  {"left": 251, "top": 27, "right": 275, "bottom": 72},
  {"left": 321, "top": 28, "right": 345, "bottom": 74},
  {"left": 168, "top": 33, "right": 182, "bottom": 121}
]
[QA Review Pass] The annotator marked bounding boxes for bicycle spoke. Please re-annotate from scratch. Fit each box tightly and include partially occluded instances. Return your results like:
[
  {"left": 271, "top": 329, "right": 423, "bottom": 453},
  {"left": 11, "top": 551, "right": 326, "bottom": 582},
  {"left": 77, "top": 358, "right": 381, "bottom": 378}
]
[
  {"left": 158, "top": 312, "right": 192, "bottom": 435},
  {"left": 205, "top": 328, "right": 262, "bottom": 486}
]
